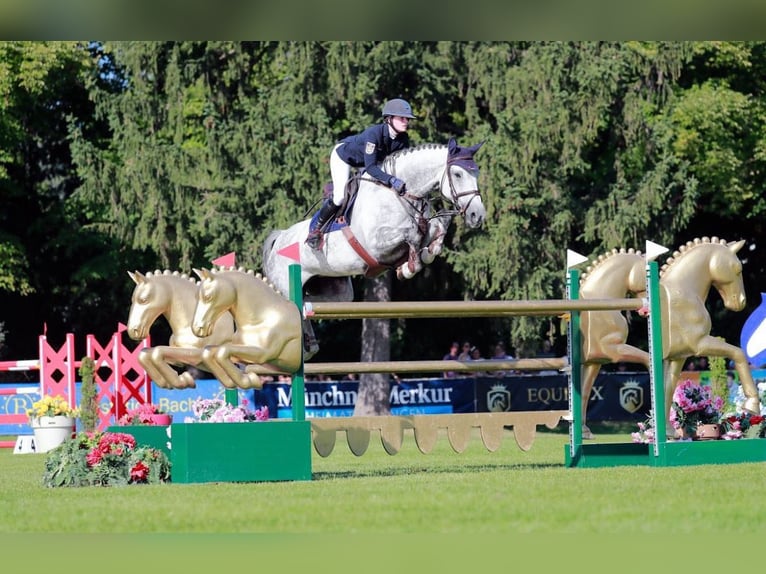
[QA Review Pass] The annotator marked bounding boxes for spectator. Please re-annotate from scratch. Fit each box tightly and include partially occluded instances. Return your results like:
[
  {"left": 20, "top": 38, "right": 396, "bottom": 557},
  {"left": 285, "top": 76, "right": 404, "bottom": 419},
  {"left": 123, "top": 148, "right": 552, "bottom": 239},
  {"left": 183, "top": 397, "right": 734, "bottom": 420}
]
[
  {"left": 490, "top": 342, "right": 515, "bottom": 377},
  {"left": 442, "top": 341, "right": 460, "bottom": 378},
  {"left": 468, "top": 345, "right": 487, "bottom": 377},
  {"left": 458, "top": 341, "right": 472, "bottom": 361}
]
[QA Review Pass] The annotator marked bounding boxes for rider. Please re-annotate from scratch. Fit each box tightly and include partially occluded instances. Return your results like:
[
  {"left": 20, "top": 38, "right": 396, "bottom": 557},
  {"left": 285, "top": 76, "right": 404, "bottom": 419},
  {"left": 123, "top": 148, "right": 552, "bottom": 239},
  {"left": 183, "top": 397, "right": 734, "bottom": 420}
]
[{"left": 305, "top": 97, "right": 416, "bottom": 249}]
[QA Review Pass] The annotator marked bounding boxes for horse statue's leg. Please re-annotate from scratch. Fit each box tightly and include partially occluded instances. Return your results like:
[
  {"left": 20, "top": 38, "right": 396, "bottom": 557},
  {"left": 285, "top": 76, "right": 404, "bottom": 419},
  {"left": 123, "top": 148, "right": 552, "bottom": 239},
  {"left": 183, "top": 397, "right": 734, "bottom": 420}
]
[
  {"left": 663, "top": 358, "right": 685, "bottom": 436},
  {"left": 200, "top": 345, "right": 251, "bottom": 389},
  {"left": 580, "top": 363, "right": 603, "bottom": 439},
  {"left": 692, "top": 336, "right": 761, "bottom": 414},
  {"left": 138, "top": 347, "right": 199, "bottom": 389}
]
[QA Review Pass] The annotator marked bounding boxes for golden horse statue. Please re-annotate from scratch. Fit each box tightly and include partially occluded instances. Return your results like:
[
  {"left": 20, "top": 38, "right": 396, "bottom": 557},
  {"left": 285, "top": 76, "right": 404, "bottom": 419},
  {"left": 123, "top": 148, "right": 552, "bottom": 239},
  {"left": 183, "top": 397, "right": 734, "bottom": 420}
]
[
  {"left": 191, "top": 267, "right": 303, "bottom": 389},
  {"left": 579, "top": 248, "right": 650, "bottom": 439},
  {"left": 659, "top": 237, "right": 761, "bottom": 424},
  {"left": 126, "top": 270, "right": 235, "bottom": 389}
]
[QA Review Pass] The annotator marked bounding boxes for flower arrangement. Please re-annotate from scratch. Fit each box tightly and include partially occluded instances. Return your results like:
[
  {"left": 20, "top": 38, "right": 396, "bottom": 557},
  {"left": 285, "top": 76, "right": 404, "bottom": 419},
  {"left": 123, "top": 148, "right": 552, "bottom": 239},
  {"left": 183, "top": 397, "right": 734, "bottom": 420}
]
[
  {"left": 117, "top": 402, "right": 169, "bottom": 426},
  {"left": 42, "top": 431, "right": 171, "bottom": 487},
  {"left": 669, "top": 379, "right": 723, "bottom": 437},
  {"left": 631, "top": 415, "right": 656, "bottom": 444},
  {"left": 27, "top": 394, "right": 79, "bottom": 421},
  {"left": 184, "top": 397, "right": 269, "bottom": 423},
  {"left": 719, "top": 411, "right": 766, "bottom": 440}
]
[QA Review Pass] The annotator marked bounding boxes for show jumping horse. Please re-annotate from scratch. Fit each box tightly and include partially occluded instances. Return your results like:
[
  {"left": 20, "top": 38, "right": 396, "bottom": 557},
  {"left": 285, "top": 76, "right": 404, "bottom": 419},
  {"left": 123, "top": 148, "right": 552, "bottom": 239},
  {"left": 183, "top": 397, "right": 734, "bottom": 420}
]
[
  {"left": 126, "top": 270, "right": 235, "bottom": 389},
  {"left": 261, "top": 138, "right": 486, "bottom": 354},
  {"left": 191, "top": 267, "right": 303, "bottom": 389}
]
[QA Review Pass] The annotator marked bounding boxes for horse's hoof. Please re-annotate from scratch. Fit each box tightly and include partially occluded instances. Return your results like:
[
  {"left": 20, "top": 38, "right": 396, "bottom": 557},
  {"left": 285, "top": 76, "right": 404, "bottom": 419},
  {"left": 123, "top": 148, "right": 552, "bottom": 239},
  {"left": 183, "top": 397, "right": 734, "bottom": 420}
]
[
  {"left": 743, "top": 397, "right": 761, "bottom": 414},
  {"left": 245, "top": 371, "right": 263, "bottom": 389},
  {"left": 178, "top": 371, "right": 196, "bottom": 389},
  {"left": 582, "top": 425, "right": 594, "bottom": 440}
]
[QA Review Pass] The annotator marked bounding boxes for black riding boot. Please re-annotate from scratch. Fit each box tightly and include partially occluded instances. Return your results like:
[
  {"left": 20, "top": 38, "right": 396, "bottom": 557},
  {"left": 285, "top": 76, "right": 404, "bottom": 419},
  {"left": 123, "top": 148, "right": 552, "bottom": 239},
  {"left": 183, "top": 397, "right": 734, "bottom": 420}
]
[{"left": 305, "top": 199, "right": 340, "bottom": 249}]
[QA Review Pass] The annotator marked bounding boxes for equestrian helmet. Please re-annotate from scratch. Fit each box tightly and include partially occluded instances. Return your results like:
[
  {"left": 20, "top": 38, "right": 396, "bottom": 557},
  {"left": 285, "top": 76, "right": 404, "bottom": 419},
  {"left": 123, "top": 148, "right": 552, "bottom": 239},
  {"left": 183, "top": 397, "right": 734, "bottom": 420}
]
[{"left": 382, "top": 98, "right": 416, "bottom": 119}]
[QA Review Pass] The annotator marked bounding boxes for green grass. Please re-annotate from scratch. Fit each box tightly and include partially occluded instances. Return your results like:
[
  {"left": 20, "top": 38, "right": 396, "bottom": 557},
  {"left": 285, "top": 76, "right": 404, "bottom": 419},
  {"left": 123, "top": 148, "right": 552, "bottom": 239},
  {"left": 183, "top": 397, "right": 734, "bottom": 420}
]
[{"left": 3, "top": 425, "right": 766, "bottom": 534}]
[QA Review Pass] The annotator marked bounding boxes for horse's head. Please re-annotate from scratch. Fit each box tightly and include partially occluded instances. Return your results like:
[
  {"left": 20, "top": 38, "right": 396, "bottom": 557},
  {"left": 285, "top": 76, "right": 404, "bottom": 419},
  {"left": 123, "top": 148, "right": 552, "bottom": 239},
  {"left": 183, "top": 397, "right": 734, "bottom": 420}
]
[
  {"left": 127, "top": 271, "right": 165, "bottom": 341},
  {"left": 192, "top": 268, "right": 234, "bottom": 338},
  {"left": 443, "top": 138, "right": 487, "bottom": 229},
  {"left": 711, "top": 239, "right": 747, "bottom": 311}
]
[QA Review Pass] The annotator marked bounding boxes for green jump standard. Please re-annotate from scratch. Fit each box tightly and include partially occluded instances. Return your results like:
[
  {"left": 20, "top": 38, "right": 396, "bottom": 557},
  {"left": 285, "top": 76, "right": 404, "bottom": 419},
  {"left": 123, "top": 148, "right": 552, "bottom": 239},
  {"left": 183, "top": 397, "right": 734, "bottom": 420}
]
[
  {"left": 565, "top": 438, "right": 766, "bottom": 468},
  {"left": 109, "top": 420, "right": 312, "bottom": 483}
]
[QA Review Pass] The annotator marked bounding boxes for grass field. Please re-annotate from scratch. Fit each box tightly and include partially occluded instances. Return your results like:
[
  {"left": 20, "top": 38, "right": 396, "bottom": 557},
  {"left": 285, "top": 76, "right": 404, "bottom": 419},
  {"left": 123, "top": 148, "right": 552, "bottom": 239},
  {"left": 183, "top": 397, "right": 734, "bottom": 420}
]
[{"left": 3, "top": 423, "right": 766, "bottom": 535}]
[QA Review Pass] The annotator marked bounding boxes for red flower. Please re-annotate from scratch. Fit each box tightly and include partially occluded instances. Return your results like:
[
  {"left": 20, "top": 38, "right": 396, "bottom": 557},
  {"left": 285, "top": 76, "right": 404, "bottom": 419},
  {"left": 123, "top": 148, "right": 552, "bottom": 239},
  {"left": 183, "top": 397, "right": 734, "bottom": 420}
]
[
  {"left": 751, "top": 415, "right": 764, "bottom": 425},
  {"left": 129, "top": 461, "right": 150, "bottom": 483},
  {"left": 86, "top": 449, "right": 103, "bottom": 467}
]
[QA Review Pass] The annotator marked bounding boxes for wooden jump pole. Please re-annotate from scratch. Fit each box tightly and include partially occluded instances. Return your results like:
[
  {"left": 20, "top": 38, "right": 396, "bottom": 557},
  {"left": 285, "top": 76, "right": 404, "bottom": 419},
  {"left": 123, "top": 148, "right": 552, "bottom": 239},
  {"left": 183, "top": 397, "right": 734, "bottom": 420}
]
[{"left": 304, "top": 298, "right": 644, "bottom": 320}]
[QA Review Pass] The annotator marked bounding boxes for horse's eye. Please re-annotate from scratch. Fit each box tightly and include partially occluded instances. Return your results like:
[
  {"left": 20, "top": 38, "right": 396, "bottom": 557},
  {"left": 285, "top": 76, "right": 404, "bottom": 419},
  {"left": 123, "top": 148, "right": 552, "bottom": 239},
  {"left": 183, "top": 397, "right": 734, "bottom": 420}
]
[{"left": 454, "top": 172, "right": 462, "bottom": 179}]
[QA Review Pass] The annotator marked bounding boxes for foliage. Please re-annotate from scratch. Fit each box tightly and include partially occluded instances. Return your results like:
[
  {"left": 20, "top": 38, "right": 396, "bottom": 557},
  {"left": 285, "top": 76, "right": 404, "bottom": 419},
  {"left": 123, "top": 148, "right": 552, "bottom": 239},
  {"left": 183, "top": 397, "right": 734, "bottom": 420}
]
[
  {"left": 41, "top": 431, "right": 170, "bottom": 487},
  {"left": 78, "top": 356, "right": 98, "bottom": 432},
  {"left": 27, "top": 394, "right": 78, "bottom": 420},
  {"left": 184, "top": 397, "right": 268, "bottom": 423},
  {"left": 707, "top": 353, "right": 730, "bottom": 410},
  {"left": 117, "top": 403, "right": 168, "bottom": 426},
  {"left": 4, "top": 40, "right": 766, "bottom": 370},
  {"left": 669, "top": 379, "right": 724, "bottom": 437}
]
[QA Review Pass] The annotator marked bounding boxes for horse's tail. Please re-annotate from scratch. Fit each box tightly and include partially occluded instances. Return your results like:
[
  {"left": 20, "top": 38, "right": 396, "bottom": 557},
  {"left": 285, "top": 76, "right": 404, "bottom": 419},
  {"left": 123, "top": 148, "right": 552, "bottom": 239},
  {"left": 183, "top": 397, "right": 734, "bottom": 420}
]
[{"left": 262, "top": 229, "right": 282, "bottom": 267}]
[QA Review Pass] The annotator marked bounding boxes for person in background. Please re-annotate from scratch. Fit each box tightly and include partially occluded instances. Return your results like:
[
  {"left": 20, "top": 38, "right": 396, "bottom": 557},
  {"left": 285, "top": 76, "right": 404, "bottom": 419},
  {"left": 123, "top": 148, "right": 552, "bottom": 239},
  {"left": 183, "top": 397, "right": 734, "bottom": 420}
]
[
  {"left": 468, "top": 345, "right": 487, "bottom": 377},
  {"left": 458, "top": 341, "right": 472, "bottom": 361},
  {"left": 490, "top": 341, "right": 515, "bottom": 378},
  {"left": 442, "top": 341, "right": 460, "bottom": 378}
]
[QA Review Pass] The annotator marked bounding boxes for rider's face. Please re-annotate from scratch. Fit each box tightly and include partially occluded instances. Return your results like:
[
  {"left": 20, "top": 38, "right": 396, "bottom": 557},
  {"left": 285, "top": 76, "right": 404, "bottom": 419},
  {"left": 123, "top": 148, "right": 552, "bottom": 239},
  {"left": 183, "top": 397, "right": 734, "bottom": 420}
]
[{"left": 391, "top": 116, "right": 410, "bottom": 132}]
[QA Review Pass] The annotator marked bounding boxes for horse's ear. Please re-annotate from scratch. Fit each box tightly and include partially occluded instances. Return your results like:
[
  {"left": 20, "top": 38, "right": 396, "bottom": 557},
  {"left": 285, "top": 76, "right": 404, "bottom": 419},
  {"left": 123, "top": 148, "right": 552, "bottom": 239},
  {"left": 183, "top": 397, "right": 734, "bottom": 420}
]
[
  {"left": 448, "top": 138, "right": 458, "bottom": 155},
  {"left": 193, "top": 267, "right": 210, "bottom": 280},
  {"left": 128, "top": 270, "right": 145, "bottom": 285},
  {"left": 729, "top": 239, "right": 746, "bottom": 254},
  {"left": 468, "top": 140, "right": 485, "bottom": 156}
]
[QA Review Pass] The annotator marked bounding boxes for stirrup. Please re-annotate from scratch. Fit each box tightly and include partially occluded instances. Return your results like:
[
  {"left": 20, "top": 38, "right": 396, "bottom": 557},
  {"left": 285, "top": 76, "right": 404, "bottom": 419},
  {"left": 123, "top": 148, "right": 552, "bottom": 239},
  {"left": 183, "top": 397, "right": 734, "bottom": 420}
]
[{"left": 306, "top": 229, "right": 324, "bottom": 250}]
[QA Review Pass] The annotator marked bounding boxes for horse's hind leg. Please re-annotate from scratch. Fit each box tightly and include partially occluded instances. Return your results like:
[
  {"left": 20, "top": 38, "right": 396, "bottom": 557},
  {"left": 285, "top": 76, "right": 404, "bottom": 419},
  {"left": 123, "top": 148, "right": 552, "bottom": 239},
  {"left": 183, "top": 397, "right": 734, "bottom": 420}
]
[{"left": 580, "top": 363, "right": 602, "bottom": 439}]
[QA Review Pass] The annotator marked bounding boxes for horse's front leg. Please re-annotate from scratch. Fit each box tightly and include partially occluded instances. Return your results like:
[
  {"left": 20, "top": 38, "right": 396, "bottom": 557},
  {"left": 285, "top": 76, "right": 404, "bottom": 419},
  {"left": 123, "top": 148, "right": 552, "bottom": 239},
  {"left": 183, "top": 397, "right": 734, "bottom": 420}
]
[
  {"left": 396, "top": 244, "right": 425, "bottom": 280},
  {"left": 419, "top": 216, "right": 450, "bottom": 265}
]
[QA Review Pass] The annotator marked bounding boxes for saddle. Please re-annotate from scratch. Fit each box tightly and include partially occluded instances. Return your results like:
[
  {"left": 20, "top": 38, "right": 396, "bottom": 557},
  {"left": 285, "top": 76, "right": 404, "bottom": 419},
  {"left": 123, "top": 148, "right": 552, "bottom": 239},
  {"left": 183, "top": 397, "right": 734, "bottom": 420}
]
[
  {"left": 309, "top": 174, "right": 401, "bottom": 277},
  {"left": 313, "top": 175, "right": 361, "bottom": 232}
]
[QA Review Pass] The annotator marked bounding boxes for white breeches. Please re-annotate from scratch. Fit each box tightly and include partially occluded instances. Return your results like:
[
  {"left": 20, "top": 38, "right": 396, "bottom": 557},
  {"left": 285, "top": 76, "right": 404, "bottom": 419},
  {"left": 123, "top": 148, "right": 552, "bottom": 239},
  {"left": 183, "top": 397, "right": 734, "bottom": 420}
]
[{"left": 330, "top": 144, "right": 351, "bottom": 207}]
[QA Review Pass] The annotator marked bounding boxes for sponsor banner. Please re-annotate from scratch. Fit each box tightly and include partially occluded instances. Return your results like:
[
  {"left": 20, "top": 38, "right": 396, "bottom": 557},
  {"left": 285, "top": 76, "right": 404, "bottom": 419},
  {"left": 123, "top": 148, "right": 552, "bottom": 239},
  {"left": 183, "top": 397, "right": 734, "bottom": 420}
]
[
  {"left": 2, "top": 369, "right": 761, "bottom": 434},
  {"left": 257, "top": 378, "right": 475, "bottom": 419},
  {"left": 475, "top": 373, "right": 652, "bottom": 421}
]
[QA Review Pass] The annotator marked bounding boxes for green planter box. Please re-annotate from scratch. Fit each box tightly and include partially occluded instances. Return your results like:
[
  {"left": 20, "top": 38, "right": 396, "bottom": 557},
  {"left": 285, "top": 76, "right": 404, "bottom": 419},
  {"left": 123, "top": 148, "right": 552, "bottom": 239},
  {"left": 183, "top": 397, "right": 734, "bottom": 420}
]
[
  {"left": 170, "top": 420, "right": 312, "bottom": 484},
  {"left": 106, "top": 425, "right": 171, "bottom": 457}
]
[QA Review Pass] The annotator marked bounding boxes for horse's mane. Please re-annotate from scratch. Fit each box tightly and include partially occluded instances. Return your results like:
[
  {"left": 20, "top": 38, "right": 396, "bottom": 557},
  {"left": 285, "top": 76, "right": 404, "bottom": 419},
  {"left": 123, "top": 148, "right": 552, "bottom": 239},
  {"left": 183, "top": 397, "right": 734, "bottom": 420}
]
[
  {"left": 383, "top": 143, "right": 446, "bottom": 168},
  {"left": 659, "top": 236, "right": 729, "bottom": 277},
  {"left": 210, "top": 266, "right": 283, "bottom": 297},
  {"left": 580, "top": 248, "right": 642, "bottom": 284},
  {"left": 142, "top": 269, "right": 197, "bottom": 284}
]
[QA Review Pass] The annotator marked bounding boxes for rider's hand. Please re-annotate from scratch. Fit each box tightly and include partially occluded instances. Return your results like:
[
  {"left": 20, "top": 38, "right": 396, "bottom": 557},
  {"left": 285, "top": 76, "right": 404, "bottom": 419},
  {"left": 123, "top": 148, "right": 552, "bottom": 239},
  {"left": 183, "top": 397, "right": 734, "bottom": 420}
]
[{"left": 389, "top": 177, "right": 406, "bottom": 194}]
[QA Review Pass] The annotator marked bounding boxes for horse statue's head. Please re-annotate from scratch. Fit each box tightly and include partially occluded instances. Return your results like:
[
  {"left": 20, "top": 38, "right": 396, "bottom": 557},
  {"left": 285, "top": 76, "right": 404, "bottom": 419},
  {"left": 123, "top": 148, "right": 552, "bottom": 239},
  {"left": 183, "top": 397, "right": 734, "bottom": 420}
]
[{"left": 443, "top": 138, "right": 486, "bottom": 229}]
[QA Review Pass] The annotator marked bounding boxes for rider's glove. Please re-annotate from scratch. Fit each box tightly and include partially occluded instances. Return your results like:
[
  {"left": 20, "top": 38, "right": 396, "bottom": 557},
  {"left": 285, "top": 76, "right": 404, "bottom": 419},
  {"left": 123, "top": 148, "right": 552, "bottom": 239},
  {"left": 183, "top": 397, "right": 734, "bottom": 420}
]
[{"left": 389, "top": 177, "right": 406, "bottom": 194}]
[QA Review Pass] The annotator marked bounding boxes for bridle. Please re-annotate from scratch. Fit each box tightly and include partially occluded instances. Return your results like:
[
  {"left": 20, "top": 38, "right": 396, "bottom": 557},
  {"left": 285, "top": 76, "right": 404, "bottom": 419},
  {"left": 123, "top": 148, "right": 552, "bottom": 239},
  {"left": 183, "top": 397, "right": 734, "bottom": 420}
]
[{"left": 432, "top": 154, "right": 482, "bottom": 220}]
